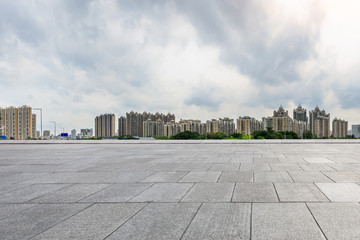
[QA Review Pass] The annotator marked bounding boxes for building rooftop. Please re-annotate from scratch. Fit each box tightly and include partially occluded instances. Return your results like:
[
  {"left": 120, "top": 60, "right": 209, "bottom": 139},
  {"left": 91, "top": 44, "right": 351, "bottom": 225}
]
[{"left": 0, "top": 142, "right": 360, "bottom": 239}]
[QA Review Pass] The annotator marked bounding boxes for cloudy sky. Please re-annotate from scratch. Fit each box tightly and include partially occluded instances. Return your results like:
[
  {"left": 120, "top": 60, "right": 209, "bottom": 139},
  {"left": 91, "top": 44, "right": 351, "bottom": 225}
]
[{"left": 1, "top": 0, "right": 360, "bottom": 133}]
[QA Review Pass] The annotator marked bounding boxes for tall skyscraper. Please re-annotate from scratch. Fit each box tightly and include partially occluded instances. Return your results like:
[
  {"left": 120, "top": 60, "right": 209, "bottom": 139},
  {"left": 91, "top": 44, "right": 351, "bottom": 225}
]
[
  {"left": 332, "top": 118, "right": 348, "bottom": 138},
  {"left": 309, "top": 106, "right": 330, "bottom": 138},
  {"left": 143, "top": 118, "right": 165, "bottom": 137},
  {"left": 125, "top": 111, "right": 175, "bottom": 137},
  {"left": 0, "top": 108, "right": 4, "bottom": 136},
  {"left": 293, "top": 104, "right": 307, "bottom": 123},
  {"left": 118, "top": 116, "right": 126, "bottom": 136},
  {"left": 95, "top": 114, "right": 115, "bottom": 138},
  {"left": 237, "top": 116, "right": 261, "bottom": 135},
  {"left": 0, "top": 105, "right": 36, "bottom": 140},
  {"left": 206, "top": 118, "right": 235, "bottom": 135},
  {"left": 352, "top": 125, "right": 360, "bottom": 138},
  {"left": 272, "top": 106, "right": 293, "bottom": 132}
]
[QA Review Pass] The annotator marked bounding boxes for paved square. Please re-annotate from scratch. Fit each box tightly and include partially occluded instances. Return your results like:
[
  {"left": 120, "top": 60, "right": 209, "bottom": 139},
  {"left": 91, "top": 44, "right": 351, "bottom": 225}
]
[{"left": 1, "top": 143, "right": 360, "bottom": 239}]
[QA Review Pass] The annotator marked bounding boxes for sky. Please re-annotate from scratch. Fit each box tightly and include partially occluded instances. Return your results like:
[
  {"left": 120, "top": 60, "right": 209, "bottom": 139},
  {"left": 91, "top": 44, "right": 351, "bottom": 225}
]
[{"left": 1, "top": 0, "right": 360, "bottom": 133}]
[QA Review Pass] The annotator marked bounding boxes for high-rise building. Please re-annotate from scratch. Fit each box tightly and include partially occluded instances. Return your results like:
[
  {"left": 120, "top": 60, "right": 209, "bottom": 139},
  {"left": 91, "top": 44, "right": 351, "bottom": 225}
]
[
  {"left": 71, "top": 129, "right": 76, "bottom": 139},
  {"left": 206, "top": 118, "right": 235, "bottom": 135},
  {"left": 118, "top": 116, "right": 126, "bottom": 137},
  {"left": 273, "top": 105, "right": 288, "bottom": 117},
  {"left": 0, "top": 108, "right": 4, "bottom": 136},
  {"left": 143, "top": 118, "right": 165, "bottom": 137},
  {"left": 237, "top": 116, "right": 261, "bottom": 135},
  {"left": 332, "top": 118, "right": 348, "bottom": 138},
  {"left": 314, "top": 116, "right": 330, "bottom": 138},
  {"left": 0, "top": 105, "right": 36, "bottom": 140},
  {"left": 272, "top": 106, "right": 293, "bottom": 132},
  {"left": 352, "top": 125, "right": 360, "bottom": 138},
  {"left": 125, "top": 111, "right": 175, "bottom": 137},
  {"left": 293, "top": 104, "right": 307, "bottom": 123},
  {"left": 164, "top": 120, "right": 180, "bottom": 138},
  {"left": 95, "top": 114, "right": 116, "bottom": 138},
  {"left": 262, "top": 117, "right": 273, "bottom": 130},
  {"left": 43, "top": 130, "right": 51, "bottom": 139},
  {"left": 309, "top": 106, "right": 330, "bottom": 137}
]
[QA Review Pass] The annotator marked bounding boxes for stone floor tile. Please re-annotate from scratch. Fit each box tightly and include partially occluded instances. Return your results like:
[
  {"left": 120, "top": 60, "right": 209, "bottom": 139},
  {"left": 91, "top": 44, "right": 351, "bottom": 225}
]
[
  {"left": 140, "top": 171, "right": 187, "bottom": 182},
  {"left": 0, "top": 204, "right": 36, "bottom": 220},
  {"left": 270, "top": 163, "right": 303, "bottom": 171},
  {"left": 303, "top": 157, "right": 335, "bottom": 163},
  {"left": 254, "top": 171, "right": 293, "bottom": 183},
  {"left": 217, "top": 171, "right": 253, "bottom": 183},
  {"left": 308, "top": 203, "right": 360, "bottom": 240},
  {"left": 232, "top": 183, "right": 278, "bottom": 202},
  {"left": 106, "top": 203, "right": 201, "bottom": 240},
  {"left": 322, "top": 171, "right": 360, "bottom": 182},
  {"left": 0, "top": 203, "right": 90, "bottom": 240},
  {"left": 32, "top": 203, "right": 146, "bottom": 240},
  {"left": 181, "top": 183, "right": 234, "bottom": 202},
  {"left": 252, "top": 203, "right": 325, "bottom": 240},
  {"left": 288, "top": 171, "right": 333, "bottom": 183},
  {"left": 29, "top": 184, "right": 110, "bottom": 203},
  {"left": 0, "top": 184, "right": 70, "bottom": 203},
  {"left": 80, "top": 183, "right": 152, "bottom": 202},
  {"left": 315, "top": 183, "right": 360, "bottom": 202},
  {"left": 275, "top": 183, "right": 329, "bottom": 202},
  {"left": 102, "top": 172, "right": 154, "bottom": 183},
  {"left": 208, "top": 163, "right": 240, "bottom": 172},
  {"left": 298, "top": 163, "right": 335, "bottom": 171},
  {"left": 129, "top": 183, "right": 193, "bottom": 202},
  {"left": 240, "top": 163, "right": 271, "bottom": 171},
  {"left": 182, "top": 203, "right": 251, "bottom": 240},
  {"left": 179, "top": 172, "right": 221, "bottom": 182}
]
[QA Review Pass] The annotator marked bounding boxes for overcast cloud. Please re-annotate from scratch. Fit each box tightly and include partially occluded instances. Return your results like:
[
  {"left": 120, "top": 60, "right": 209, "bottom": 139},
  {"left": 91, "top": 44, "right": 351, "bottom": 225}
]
[{"left": 1, "top": 0, "right": 360, "bottom": 132}]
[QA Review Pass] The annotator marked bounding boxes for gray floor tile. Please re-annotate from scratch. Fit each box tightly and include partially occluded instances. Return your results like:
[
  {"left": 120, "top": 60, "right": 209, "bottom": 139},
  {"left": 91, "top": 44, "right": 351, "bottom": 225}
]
[
  {"left": 106, "top": 203, "right": 201, "bottom": 240},
  {"left": 129, "top": 183, "right": 193, "bottom": 202},
  {"left": 298, "top": 163, "right": 335, "bottom": 171},
  {"left": 254, "top": 171, "right": 293, "bottom": 183},
  {"left": 0, "top": 204, "right": 36, "bottom": 220},
  {"left": 275, "top": 183, "right": 329, "bottom": 202},
  {"left": 182, "top": 203, "right": 251, "bottom": 240},
  {"left": 0, "top": 184, "right": 70, "bottom": 203},
  {"left": 29, "top": 184, "right": 110, "bottom": 203},
  {"left": 232, "top": 183, "right": 278, "bottom": 202},
  {"left": 252, "top": 203, "right": 325, "bottom": 240},
  {"left": 181, "top": 183, "right": 234, "bottom": 202},
  {"left": 308, "top": 203, "right": 360, "bottom": 240},
  {"left": 208, "top": 163, "right": 240, "bottom": 172},
  {"left": 102, "top": 172, "right": 154, "bottom": 183},
  {"left": 140, "top": 171, "right": 187, "bottom": 182},
  {"left": 240, "top": 163, "right": 271, "bottom": 171},
  {"left": 303, "top": 157, "right": 335, "bottom": 163},
  {"left": 218, "top": 171, "right": 253, "bottom": 183},
  {"left": 179, "top": 172, "right": 221, "bottom": 182},
  {"left": 315, "top": 183, "right": 360, "bottom": 202},
  {"left": 288, "top": 171, "right": 333, "bottom": 183},
  {"left": 322, "top": 171, "right": 360, "bottom": 182},
  {"left": 80, "top": 183, "right": 152, "bottom": 202},
  {"left": 0, "top": 203, "right": 90, "bottom": 240},
  {"left": 270, "top": 163, "right": 304, "bottom": 171},
  {"left": 32, "top": 203, "right": 146, "bottom": 240}
]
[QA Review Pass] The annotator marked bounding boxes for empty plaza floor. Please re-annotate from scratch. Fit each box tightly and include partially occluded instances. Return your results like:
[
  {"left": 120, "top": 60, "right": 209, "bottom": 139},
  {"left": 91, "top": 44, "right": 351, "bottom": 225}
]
[{"left": 1, "top": 143, "right": 360, "bottom": 240}]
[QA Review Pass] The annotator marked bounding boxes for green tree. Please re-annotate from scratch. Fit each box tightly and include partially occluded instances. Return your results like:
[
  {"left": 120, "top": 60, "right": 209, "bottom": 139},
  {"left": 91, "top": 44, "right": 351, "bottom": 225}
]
[{"left": 171, "top": 131, "right": 200, "bottom": 139}]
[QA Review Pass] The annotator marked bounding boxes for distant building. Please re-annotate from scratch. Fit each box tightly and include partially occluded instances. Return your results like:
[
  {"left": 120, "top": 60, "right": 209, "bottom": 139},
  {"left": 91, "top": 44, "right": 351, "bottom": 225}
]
[
  {"left": 36, "top": 131, "right": 40, "bottom": 139},
  {"left": 332, "top": 118, "right": 348, "bottom": 138},
  {"left": 272, "top": 106, "right": 293, "bottom": 132},
  {"left": 95, "top": 114, "right": 116, "bottom": 138},
  {"left": 352, "top": 125, "right": 360, "bottom": 138},
  {"left": 143, "top": 118, "right": 164, "bottom": 137},
  {"left": 293, "top": 104, "right": 307, "bottom": 123},
  {"left": 236, "top": 116, "right": 261, "bottom": 135},
  {"left": 0, "top": 105, "right": 36, "bottom": 139},
  {"left": 80, "top": 129, "right": 92, "bottom": 138},
  {"left": 118, "top": 116, "right": 126, "bottom": 136},
  {"left": 309, "top": 106, "right": 330, "bottom": 138},
  {"left": 179, "top": 119, "right": 206, "bottom": 134},
  {"left": 206, "top": 118, "right": 235, "bottom": 135},
  {"left": 164, "top": 120, "right": 179, "bottom": 138},
  {"left": 43, "top": 130, "right": 51, "bottom": 139},
  {"left": 314, "top": 116, "right": 330, "bottom": 138},
  {"left": 71, "top": 129, "right": 76, "bottom": 139},
  {"left": 125, "top": 111, "right": 175, "bottom": 137}
]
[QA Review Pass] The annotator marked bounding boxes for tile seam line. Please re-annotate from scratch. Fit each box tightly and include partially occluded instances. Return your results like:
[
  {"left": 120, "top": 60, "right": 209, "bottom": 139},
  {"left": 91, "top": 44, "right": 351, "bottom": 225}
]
[
  {"left": 179, "top": 202, "right": 203, "bottom": 240},
  {"left": 28, "top": 202, "right": 96, "bottom": 240},
  {"left": 305, "top": 203, "right": 329, "bottom": 240},
  {"left": 103, "top": 202, "right": 150, "bottom": 240}
]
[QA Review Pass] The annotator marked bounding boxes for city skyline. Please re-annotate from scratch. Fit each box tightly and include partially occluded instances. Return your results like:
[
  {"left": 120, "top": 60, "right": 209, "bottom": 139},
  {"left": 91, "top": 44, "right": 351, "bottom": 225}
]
[{"left": 1, "top": 1, "right": 360, "bottom": 131}]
